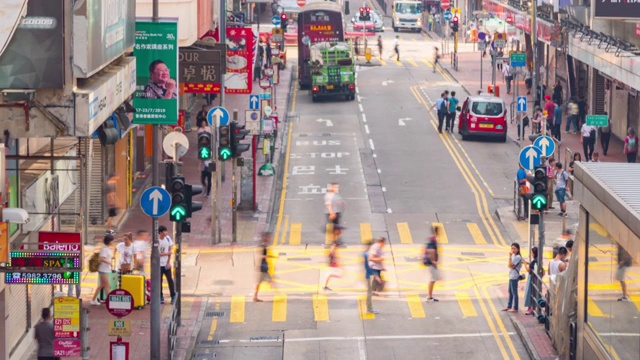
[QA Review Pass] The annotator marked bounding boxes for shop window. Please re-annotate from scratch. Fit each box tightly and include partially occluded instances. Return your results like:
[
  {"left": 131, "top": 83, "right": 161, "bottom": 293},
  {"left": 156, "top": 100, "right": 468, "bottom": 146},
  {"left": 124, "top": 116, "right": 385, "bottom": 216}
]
[{"left": 586, "top": 215, "right": 640, "bottom": 358}]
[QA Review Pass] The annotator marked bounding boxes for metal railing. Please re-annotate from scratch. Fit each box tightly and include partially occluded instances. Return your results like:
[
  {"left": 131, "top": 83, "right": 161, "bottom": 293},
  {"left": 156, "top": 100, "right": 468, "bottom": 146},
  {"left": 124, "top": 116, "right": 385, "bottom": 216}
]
[
  {"left": 167, "top": 292, "right": 180, "bottom": 360},
  {"left": 526, "top": 271, "right": 552, "bottom": 334}
]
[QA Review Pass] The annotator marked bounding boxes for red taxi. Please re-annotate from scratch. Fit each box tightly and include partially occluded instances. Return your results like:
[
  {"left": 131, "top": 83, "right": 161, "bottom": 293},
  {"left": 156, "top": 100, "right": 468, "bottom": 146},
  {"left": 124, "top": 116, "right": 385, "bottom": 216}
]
[{"left": 458, "top": 94, "right": 508, "bottom": 142}]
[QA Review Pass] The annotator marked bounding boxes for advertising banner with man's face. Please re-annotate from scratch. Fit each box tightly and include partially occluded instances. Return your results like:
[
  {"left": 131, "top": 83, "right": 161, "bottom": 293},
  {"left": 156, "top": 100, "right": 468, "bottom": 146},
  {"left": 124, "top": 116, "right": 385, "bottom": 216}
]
[
  {"left": 0, "top": 0, "right": 64, "bottom": 89},
  {"left": 225, "top": 27, "right": 254, "bottom": 94},
  {"left": 133, "top": 19, "right": 179, "bottom": 125}
]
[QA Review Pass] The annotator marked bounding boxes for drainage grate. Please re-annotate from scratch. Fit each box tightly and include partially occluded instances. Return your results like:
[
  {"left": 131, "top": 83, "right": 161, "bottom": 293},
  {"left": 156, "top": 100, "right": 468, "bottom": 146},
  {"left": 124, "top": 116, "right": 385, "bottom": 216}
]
[
  {"left": 288, "top": 257, "right": 312, "bottom": 261},
  {"left": 198, "top": 340, "right": 220, "bottom": 345},
  {"left": 589, "top": 257, "right": 598, "bottom": 262},
  {"left": 404, "top": 256, "right": 422, "bottom": 262},
  {"left": 460, "top": 252, "right": 485, "bottom": 257},
  {"left": 249, "top": 336, "right": 280, "bottom": 342},
  {"left": 206, "top": 311, "right": 225, "bottom": 317}
]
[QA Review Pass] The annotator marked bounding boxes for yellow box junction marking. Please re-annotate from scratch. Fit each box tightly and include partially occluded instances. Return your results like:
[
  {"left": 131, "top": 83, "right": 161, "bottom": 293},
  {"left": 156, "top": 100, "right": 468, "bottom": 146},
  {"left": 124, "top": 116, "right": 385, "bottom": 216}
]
[
  {"left": 466, "top": 223, "right": 487, "bottom": 245},
  {"left": 406, "top": 294, "right": 426, "bottom": 318},
  {"left": 455, "top": 292, "right": 478, "bottom": 317},
  {"left": 290, "top": 223, "right": 302, "bottom": 245},
  {"left": 312, "top": 294, "right": 329, "bottom": 322},
  {"left": 397, "top": 222, "right": 413, "bottom": 244},
  {"left": 360, "top": 223, "right": 372, "bottom": 244},
  {"left": 272, "top": 294, "right": 287, "bottom": 322},
  {"left": 207, "top": 302, "right": 221, "bottom": 341},
  {"left": 325, "top": 223, "right": 333, "bottom": 245},
  {"left": 587, "top": 298, "right": 606, "bottom": 317},
  {"left": 230, "top": 295, "right": 245, "bottom": 323},
  {"left": 432, "top": 222, "right": 448, "bottom": 244}
]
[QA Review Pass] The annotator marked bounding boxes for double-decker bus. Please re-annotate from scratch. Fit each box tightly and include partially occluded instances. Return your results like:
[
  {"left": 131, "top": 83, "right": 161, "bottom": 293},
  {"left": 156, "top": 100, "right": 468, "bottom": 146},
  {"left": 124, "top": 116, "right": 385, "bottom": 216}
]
[{"left": 297, "top": 2, "right": 345, "bottom": 89}]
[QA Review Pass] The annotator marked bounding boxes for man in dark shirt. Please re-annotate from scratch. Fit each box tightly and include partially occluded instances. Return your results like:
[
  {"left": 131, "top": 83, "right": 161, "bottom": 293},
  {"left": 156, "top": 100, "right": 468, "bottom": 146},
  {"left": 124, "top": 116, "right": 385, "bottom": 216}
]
[{"left": 34, "top": 308, "right": 59, "bottom": 360}]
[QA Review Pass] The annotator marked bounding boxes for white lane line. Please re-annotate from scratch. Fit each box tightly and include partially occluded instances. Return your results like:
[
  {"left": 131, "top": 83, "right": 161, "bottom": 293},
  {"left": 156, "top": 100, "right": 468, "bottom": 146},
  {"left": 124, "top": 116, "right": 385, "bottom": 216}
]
[
  {"left": 377, "top": 169, "right": 381, "bottom": 173},
  {"left": 356, "top": 87, "right": 360, "bottom": 94},
  {"left": 368, "top": 139, "right": 375, "bottom": 150},
  {"left": 382, "top": 187, "right": 386, "bottom": 192},
  {"left": 358, "top": 338, "right": 367, "bottom": 360},
  {"left": 362, "top": 114, "right": 367, "bottom": 123},
  {"left": 216, "top": 332, "right": 517, "bottom": 344},
  {"left": 364, "top": 124, "right": 370, "bottom": 134},
  {"left": 359, "top": 103, "right": 364, "bottom": 112},
  {"left": 372, "top": 153, "right": 377, "bottom": 158}
]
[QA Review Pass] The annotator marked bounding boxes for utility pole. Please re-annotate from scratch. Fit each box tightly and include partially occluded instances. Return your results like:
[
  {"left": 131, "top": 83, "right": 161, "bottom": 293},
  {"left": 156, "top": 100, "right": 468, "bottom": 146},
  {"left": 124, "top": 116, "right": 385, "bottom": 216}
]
[
  {"left": 531, "top": 1, "right": 538, "bottom": 122},
  {"left": 212, "top": 0, "right": 227, "bottom": 244}
]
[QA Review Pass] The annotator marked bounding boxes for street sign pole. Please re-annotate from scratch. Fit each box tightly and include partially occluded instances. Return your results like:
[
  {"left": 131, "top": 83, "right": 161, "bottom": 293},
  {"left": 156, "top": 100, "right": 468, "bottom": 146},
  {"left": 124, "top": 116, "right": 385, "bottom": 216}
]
[
  {"left": 531, "top": 1, "right": 538, "bottom": 132},
  {"left": 150, "top": 1, "right": 161, "bottom": 358},
  {"left": 213, "top": 0, "right": 227, "bottom": 245},
  {"left": 232, "top": 110, "right": 238, "bottom": 243},
  {"left": 172, "top": 144, "right": 182, "bottom": 327}
]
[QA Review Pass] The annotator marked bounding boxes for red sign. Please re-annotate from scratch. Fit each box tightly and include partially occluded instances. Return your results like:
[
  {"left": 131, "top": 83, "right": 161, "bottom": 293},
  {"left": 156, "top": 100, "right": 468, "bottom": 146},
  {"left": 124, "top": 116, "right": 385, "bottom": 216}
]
[
  {"left": 54, "top": 339, "right": 82, "bottom": 357},
  {"left": 225, "top": 27, "right": 255, "bottom": 94},
  {"left": 106, "top": 289, "right": 134, "bottom": 317},
  {"left": 636, "top": 23, "right": 640, "bottom": 37},
  {"left": 38, "top": 232, "right": 81, "bottom": 251},
  {"left": 441, "top": 0, "right": 450, "bottom": 10},
  {"left": 297, "top": 0, "right": 306, "bottom": 6},
  {"left": 506, "top": 16, "right": 513, "bottom": 23},
  {"left": 169, "top": 110, "right": 186, "bottom": 131}
]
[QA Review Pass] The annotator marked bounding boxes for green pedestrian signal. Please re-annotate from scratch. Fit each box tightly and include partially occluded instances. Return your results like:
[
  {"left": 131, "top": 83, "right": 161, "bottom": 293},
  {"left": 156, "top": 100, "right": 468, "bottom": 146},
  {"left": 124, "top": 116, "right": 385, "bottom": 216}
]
[
  {"left": 199, "top": 147, "right": 211, "bottom": 159},
  {"left": 170, "top": 205, "right": 187, "bottom": 221},
  {"left": 198, "top": 132, "right": 212, "bottom": 160},
  {"left": 531, "top": 194, "right": 547, "bottom": 211},
  {"left": 219, "top": 147, "right": 232, "bottom": 160}
]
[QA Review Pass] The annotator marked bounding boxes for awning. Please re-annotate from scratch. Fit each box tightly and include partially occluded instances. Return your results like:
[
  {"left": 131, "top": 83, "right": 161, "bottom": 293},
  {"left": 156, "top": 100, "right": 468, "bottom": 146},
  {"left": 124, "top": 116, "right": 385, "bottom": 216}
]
[
  {"left": 0, "top": 0, "right": 27, "bottom": 57},
  {"left": 74, "top": 57, "right": 137, "bottom": 137}
]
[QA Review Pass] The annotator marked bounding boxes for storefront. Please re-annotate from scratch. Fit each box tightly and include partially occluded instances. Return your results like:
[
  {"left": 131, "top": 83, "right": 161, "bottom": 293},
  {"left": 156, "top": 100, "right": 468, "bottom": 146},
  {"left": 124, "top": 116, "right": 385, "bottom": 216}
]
[{"left": 573, "top": 162, "right": 640, "bottom": 360}]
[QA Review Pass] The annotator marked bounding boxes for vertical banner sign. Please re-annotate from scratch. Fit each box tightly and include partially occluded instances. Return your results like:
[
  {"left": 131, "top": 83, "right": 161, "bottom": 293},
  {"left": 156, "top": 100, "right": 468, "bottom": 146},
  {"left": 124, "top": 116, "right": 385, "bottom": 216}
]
[
  {"left": 53, "top": 296, "right": 81, "bottom": 357},
  {"left": 132, "top": 19, "right": 179, "bottom": 125},
  {"left": 225, "top": 27, "right": 254, "bottom": 94}
]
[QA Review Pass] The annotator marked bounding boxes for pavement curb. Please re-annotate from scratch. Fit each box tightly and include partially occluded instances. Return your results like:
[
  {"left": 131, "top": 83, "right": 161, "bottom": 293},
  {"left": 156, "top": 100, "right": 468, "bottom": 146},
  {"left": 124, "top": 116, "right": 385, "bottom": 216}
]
[
  {"left": 508, "top": 314, "right": 543, "bottom": 360},
  {"left": 186, "top": 296, "right": 209, "bottom": 360}
]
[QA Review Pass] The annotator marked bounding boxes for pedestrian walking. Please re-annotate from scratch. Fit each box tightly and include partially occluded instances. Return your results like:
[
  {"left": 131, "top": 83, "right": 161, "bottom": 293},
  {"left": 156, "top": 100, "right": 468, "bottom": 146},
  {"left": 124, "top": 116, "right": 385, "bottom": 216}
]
[
  {"left": 554, "top": 162, "right": 569, "bottom": 217},
  {"left": 266, "top": 39, "right": 273, "bottom": 66},
  {"left": 158, "top": 225, "right": 176, "bottom": 304},
  {"left": 363, "top": 240, "right": 373, "bottom": 293},
  {"left": 389, "top": 35, "right": 399, "bottom": 61},
  {"left": 531, "top": 106, "right": 543, "bottom": 134},
  {"left": 624, "top": 127, "right": 638, "bottom": 163},
  {"left": 523, "top": 246, "right": 541, "bottom": 315},
  {"left": 565, "top": 98, "right": 579, "bottom": 133},
  {"left": 323, "top": 227, "right": 344, "bottom": 291},
  {"left": 423, "top": 226, "right": 440, "bottom": 302},
  {"left": 503, "top": 63, "right": 513, "bottom": 94},
  {"left": 516, "top": 113, "right": 529, "bottom": 141},
  {"left": 545, "top": 157, "right": 556, "bottom": 213},
  {"left": 591, "top": 152, "right": 601, "bottom": 162},
  {"left": 552, "top": 79, "right": 563, "bottom": 106},
  {"left": 433, "top": 47, "right": 440, "bottom": 73},
  {"left": 90, "top": 234, "right": 115, "bottom": 305},
  {"left": 580, "top": 121, "right": 596, "bottom": 161},
  {"left": 254, "top": 232, "right": 276, "bottom": 302},
  {"left": 115, "top": 232, "right": 135, "bottom": 276},
  {"left": 577, "top": 96, "right": 588, "bottom": 128},
  {"left": 543, "top": 95, "right": 555, "bottom": 135},
  {"left": 105, "top": 174, "right": 118, "bottom": 235},
  {"left": 196, "top": 105, "right": 208, "bottom": 128},
  {"left": 599, "top": 112, "right": 611, "bottom": 156},
  {"left": 517, "top": 163, "right": 529, "bottom": 220},
  {"left": 447, "top": 91, "right": 459, "bottom": 133},
  {"left": 367, "top": 237, "right": 386, "bottom": 313},
  {"left": 432, "top": 92, "right": 448, "bottom": 133},
  {"left": 324, "top": 182, "right": 344, "bottom": 242},
  {"left": 616, "top": 244, "right": 632, "bottom": 302},
  {"left": 553, "top": 99, "right": 562, "bottom": 141},
  {"left": 34, "top": 308, "right": 60, "bottom": 360},
  {"left": 524, "top": 68, "right": 532, "bottom": 95},
  {"left": 496, "top": 48, "right": 504, "bottom": 71},
  {"left": 377, "top": 35, "right": 383, "bottom": 59},
  {"left": 133, "top": 230, "right": 149, "bottom": 274},
  {"left": 503, "top": 243, "right": 522, "bottom": 313}
]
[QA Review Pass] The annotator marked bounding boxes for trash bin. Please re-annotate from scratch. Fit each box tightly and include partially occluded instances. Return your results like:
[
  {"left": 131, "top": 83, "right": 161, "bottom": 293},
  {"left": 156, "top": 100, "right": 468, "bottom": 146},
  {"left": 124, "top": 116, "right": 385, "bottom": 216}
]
[{"left": 488, "top": 85, "right": 500, "bottom": 97}]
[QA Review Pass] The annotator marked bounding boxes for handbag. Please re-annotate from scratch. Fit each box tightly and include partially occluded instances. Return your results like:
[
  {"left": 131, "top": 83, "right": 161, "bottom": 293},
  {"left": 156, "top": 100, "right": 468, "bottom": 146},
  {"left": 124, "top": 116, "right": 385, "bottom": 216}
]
[
  {"left": 519, "top": 184, "right": 528, "bottom": 196},
  {"left": 120, "top": 263, "right": 132, "bottom": 273}
]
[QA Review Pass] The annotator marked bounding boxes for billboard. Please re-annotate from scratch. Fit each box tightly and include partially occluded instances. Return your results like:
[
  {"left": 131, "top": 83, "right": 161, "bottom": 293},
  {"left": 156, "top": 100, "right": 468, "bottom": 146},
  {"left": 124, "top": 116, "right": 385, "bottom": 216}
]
[
  {"left": 73, "top": 0, "right": 136, "bottom": 78},
  {"left": 595, "top": 1, "right": 640, "bottom": 19},
  {"left": 179, "top": 45, "right": 225, "bottom": 93},
  {"left": 225, "top": 27, "right": 255, "bottom": 94},
  {"left": 0, "top": 0, "right": 64, "bottom": 89},
  {"left": 132, "top": 19, "right": 179, "bottom": 125}
]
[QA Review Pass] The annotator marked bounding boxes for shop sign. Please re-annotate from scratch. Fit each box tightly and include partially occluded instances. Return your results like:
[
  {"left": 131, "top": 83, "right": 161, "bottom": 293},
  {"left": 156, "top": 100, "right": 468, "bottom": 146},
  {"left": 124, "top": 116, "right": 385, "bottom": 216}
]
[
  {"left": 0, "top": 0, "right": 64, "bottom": 89},
  {"left": 179, "top": 45, "right": 225, "bottom": 93},
  {"left": 74, "top": 57, "right": 137, "bottom": 136},
  {"left": 54, "top": 340, "right": 82, "bottom": 357},
  {"left": 636, "top": 24, "right": 640, "bottom": 38},
  {"left": 595, "top": 1, "right": 640, "bottom": 19},
  {"left": 482, "top": 0, "right": 554, "bottom": 45},
  {"left": 72, "top": 0, "right": 136, "bottom": 78},
  {"left": 133, "top": 19, "right": 179, "bottom": 125},
  {"left": 225, "top": 27, "right": 255, "bottom": 94},
  {"left": 38, "top": 232, "right": 81, "bottom": 251}
]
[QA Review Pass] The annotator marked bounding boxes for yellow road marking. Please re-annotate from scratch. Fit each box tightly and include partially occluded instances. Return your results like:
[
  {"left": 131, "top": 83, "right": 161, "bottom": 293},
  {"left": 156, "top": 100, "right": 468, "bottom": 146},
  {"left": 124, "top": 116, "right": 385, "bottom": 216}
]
[
  {"left": 406, "top": 294, "right": 426, "bottom": 318},
  {"left": 272, "top": 294, "right": 287, "bottom": 322},
  {"left": 397, "top": 222, "right": 413, "bottom": 244},
  {"left": 421, "top": 59, "right": 432, "bottom": 67},
  {"left": 394, "top": 59, "right": 403, "bottom": 66},
  {"left": 273, "top": 85, "right": 296, "bottom": 246},
  {"left": 230, "top": 295, "right": 245, "bottom": 323},
  {"left": 207, "top": 320, "right": 217, "bottom": 341},
  {"left": 587, "top": 298, "right": 606, "bottom": 317},
  {"left": 407, "top": 58, "right": 418, "bottom": 67},
  {"left": 290, "top": 222, "right": 302, "bottom": 245},
  {"left": 357, "top": 295, "right": 375, "bottom": 320},
  {"left": 480, "top": 284, "right": 521, "bottom": 359},
  {"left": 360, "top": 223, "right": 372, "bottom": 244},
  {"left": 455, "top": 291, "right": 478, "bottom": 317},
  {"left": 631, "top": 295, "right": 640, "bottom": 312},
  {"left": 467, "top": 223, "right": 488, "bottom": 244},
  {"left": 281, "top": 215, "right": 289, "bottom": 245},
  {"left": 432, "top": 222, "right": 448, "bottom": 244},
  {"left": 325, "top": 223, "right": 333, "bottom": 245},
  {"left": 312, "top": 294, "right": 329, "bottom": 321},
  {"left": 472, "top": 286, "right": 509, "bottom": 359},
  {"left": 380, "top": 59, "right": 387, "bottom": 66}
]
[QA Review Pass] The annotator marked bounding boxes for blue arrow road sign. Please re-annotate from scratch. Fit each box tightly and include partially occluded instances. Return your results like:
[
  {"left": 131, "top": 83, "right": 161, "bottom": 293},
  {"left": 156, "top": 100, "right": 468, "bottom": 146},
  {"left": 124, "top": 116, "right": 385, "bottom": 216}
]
[
  {"left": 517, "top": 96, "right": 527, "bottom": 112},
  {"left": 272, "top": 16, "right": 281, "bottom": 26},
  {"left": 533, "top": 135, "right": 556, "bottom": 157},
  {"left": 443, "top": 11, "right": 453, "bottom": 21},
  {"left": 207, "top": 106, "right": 229, "bottom": 126},
  {"left": 477, "top": 31, "right": 486, "bottom": 41},
  {"left": 249, "top": 95, "right": 259, "bottom": 110},
  {"left": 519, "top": 145, "right": 543, "bottom": 170},
  {"left": 140, "top": 186, "right": 171, "bottom": 217}
]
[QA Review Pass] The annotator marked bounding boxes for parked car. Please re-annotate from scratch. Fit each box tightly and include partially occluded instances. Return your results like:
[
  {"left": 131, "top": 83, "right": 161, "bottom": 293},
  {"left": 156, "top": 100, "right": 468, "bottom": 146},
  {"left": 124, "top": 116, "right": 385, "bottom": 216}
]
[
  {"left": 458, "top": 94, "right": 508, "bottom": 142},
  {"left": 351, "top": 12, "right": 384, "bottom": 32}
]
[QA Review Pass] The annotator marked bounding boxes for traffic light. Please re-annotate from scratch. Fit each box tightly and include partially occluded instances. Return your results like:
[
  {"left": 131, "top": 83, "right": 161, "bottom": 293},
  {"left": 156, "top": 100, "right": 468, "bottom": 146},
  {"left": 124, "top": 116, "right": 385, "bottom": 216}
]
[
  {"left": 218, "top": 125, "right": 232, "bottom": 161},
  {"left": 230, "top": 121, "right": 250, "bottom": 158},
  {"left": 197, "top": 131, "right": 212, "bottom": 160},
  {"left": 169, "top": 176, "right": 187, "bottom": 222},
  {"left": 365, "top": 7, "right": 371, "bottom": 21},
  {"left": 185, "top": 184, "right": 203, "bottom": 218},
  {"left": 359, "top": 7, "right": 364, "bottom": 21},
  {"left": 450, "top": 16, "right": 459, "bottom": 33},
  {"left": 280, "top": 13, "right": 287, "bottom": 31},
  {"left": 531, "top": 165, "right": 548, "bottom": 211}
]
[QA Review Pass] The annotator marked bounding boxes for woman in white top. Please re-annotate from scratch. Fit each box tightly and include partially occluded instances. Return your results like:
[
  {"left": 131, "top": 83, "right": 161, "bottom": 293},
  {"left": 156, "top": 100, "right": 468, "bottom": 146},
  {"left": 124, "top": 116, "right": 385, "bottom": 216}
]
[
  {"left": 91, "top": 235, "right": 116, "bottom": 305},
  {"left": 115, "top": 232, "right": 135, "bottom": 274},
  {"left": 503, "top": 243, "right": 522, "bottom": 313}
]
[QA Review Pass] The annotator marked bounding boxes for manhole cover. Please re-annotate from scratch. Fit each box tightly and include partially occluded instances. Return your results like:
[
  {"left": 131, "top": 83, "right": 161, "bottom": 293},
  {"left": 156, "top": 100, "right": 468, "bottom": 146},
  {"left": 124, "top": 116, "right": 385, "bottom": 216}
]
[
  {"left": 206, "top": 311, "right": 225, "bottom": 317},
  {"left": 589, "top": 257, "right": 597, "bottom": 262},
  {"left": 288, "top": 257, "right": 312, "bottom": 261},
  {"left": 460, "top": 252, "right": 485, "bottom": 257},
  {"left": 249, "top": 336, "right": 279, "bottom": 342}
]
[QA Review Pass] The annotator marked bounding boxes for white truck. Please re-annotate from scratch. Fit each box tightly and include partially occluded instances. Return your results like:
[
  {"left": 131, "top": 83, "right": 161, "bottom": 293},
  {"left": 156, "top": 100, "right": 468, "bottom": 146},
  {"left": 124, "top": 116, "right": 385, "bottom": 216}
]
[{"left": 391, "top": 0, "right": 423, "bottom": 32}]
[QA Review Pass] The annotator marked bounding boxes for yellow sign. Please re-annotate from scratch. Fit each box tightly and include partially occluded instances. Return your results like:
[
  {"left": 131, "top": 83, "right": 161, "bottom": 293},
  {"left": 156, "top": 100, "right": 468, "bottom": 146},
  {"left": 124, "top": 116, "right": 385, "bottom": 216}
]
[
  {"left": 272, "top": 28, "right": 283, "bottom": 35},
  {"left": 108, "top": 319, "right": 131, "bottom": 337},
  {"left": 452, "top": 8, "right": 461, "bottom": 15},
  {"left": 54, "top": 297, "right": 80, "bottom": 320},
  {"left": 310, "top": 25, "right": 332, "bottom": 31},
  {"left": 365, "top": 48, "right": 372, "bottom": 62}
]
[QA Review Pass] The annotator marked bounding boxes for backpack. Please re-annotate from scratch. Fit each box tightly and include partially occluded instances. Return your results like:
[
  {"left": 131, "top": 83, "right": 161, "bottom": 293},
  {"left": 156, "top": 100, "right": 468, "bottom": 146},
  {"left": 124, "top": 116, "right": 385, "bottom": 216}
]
[
  {"left": 628, "top": 136, "right": 637, "bottom": 152},
  {"left": 439, "top": 99, "right": 448, "bottom": 112},
  {"left": 88, "top": 251, "right": 100, "bottom": 272}
]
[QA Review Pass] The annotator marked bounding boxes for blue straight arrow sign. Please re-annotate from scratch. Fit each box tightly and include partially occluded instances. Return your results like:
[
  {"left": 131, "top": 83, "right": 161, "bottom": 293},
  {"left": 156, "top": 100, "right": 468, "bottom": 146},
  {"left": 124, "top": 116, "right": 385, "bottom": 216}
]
[
  {"left": 519, "top": 145, "right": 543, "bottom": 170},
  {"left": 533, "top": 135, "right": 556, "bottom": 157},
  {"left": 207, "top": 106, "right": 229, "bottom": 126},
  {"left": 249, "top": 95, "right": 259, "bottom": 110},
  {"left": 140, "top": 186, "right": 171, "bottom": 217},
  {"left": 517, "top": 96, "right": 527, "bottom": 112}
]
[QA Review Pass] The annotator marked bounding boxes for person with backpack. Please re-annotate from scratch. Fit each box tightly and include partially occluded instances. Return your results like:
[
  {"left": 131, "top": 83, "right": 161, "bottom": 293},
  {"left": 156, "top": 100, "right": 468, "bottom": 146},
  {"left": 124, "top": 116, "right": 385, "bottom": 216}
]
[
  {"left": 423, "top": 226, "right": 440, "bottom": 302},
  {"left": 90, "top": 234, "right": 115, "bottom": 305},
  {"left": 580, "top": 121, "right": 596, "bottom": 161},
  {"left": 624, "top": 127, "right": 638, "bottom": 163},
  {"left": 554, "top": 162, "right": 570, "bottom": 217},
  {"left": 432, "top": 92, "right": 449, "bottom": 133},
  {"left": 503, "top": 242, "right": 522, "bottom": 313}
]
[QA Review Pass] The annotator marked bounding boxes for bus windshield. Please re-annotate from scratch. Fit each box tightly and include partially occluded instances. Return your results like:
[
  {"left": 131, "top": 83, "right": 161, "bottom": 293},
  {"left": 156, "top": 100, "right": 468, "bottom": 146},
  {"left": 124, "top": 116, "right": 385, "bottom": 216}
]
[{"left": 395, "top": 3, "right": 422, "bottom": 14}]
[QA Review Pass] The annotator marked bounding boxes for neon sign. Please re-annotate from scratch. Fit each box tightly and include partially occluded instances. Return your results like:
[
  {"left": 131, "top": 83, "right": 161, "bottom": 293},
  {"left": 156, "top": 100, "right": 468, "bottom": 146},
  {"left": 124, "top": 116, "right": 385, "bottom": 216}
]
[
  {"left": 5, "top": 271, "right": 79, "bottom": 284},
  {"left": 4, "top": 251, "right": 81, "bottom": 284}
]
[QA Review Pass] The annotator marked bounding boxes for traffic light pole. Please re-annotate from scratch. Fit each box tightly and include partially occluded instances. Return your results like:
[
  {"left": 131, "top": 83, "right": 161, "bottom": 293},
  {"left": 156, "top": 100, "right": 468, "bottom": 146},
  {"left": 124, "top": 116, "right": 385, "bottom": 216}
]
[
  {"left": 232, "top": 111, "right": 238, "bottom": 243},
  {"left": 212, "top": 0, "right": 227, "bottom": 245},
  {"left": 172, "top": 145, "right": 182, "bottom": 327}
]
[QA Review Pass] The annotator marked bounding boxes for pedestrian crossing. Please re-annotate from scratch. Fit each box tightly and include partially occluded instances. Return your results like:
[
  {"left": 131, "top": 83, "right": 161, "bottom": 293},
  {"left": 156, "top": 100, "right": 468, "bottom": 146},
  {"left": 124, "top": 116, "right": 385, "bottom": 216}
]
[
  {"left": 360, "top": 57, "right": 435, "bottom": 68},
  {"left": 279, "top": 220, "right": 489, "bottom": 245}
]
